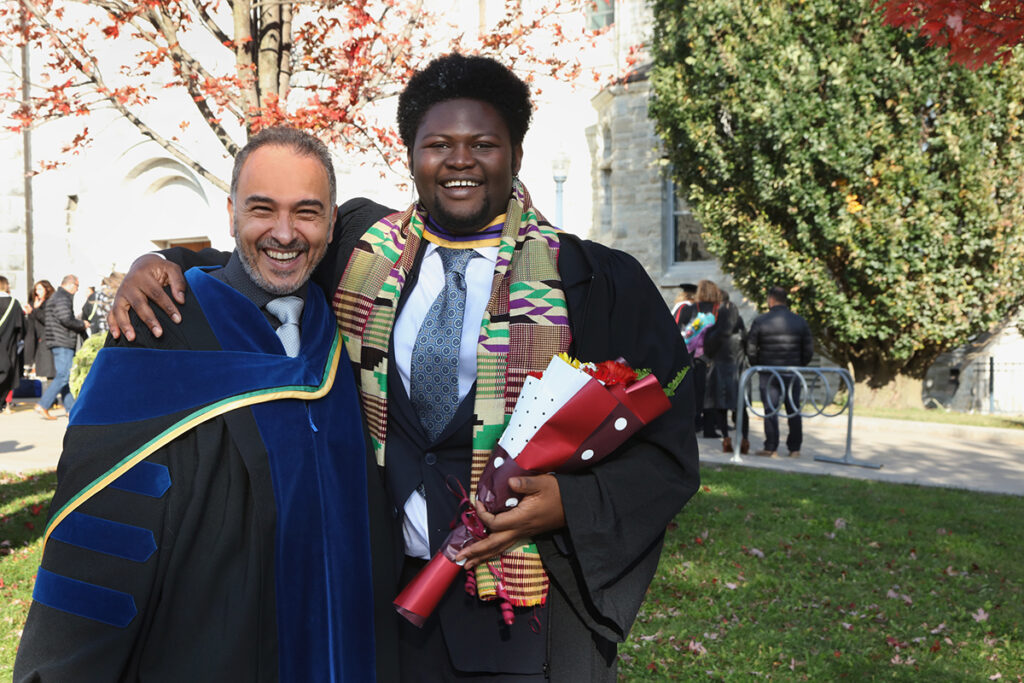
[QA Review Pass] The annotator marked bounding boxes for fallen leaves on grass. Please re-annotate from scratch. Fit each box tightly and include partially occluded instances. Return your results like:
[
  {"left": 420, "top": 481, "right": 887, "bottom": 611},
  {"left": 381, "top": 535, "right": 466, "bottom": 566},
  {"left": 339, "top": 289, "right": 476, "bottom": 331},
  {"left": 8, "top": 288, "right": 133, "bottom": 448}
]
[
  {"left": 886, "top": 587, "right": 913, "bottom": 604},
  {"left": 973, "top": 608, "right": 989, "bottom": 623}
]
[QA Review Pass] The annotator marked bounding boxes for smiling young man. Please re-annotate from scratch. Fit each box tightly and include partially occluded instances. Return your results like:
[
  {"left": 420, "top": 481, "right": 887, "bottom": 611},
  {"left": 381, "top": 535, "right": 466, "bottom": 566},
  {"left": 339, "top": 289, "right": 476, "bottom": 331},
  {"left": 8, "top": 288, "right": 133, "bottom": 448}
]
[
  {"left": 15, "top": 128, "right": 377, "bottom": 682},
  {"left": 108, "top": 54, "right": 700, "bottom": 682}
]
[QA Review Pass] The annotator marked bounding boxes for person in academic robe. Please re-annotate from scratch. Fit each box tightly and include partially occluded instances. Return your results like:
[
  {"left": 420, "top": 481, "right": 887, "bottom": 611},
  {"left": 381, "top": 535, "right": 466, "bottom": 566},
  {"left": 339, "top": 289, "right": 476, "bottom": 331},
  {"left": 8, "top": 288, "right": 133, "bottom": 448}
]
[
  {"left": 109, "top": 54, "right": 701, "bottom": 682},
  {"left": 0, "top": 275, "right": 25, "bottom": 412},
  {"left": 14, "top": 128, "right": 380, "bottom": 682}
]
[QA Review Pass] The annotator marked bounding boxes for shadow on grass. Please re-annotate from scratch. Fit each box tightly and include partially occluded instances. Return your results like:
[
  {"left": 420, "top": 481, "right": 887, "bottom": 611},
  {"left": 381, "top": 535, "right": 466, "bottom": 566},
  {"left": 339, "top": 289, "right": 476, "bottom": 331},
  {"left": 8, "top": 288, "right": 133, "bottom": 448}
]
[{"left": 0, "top": 470, "right": 57, "bottom": 551}]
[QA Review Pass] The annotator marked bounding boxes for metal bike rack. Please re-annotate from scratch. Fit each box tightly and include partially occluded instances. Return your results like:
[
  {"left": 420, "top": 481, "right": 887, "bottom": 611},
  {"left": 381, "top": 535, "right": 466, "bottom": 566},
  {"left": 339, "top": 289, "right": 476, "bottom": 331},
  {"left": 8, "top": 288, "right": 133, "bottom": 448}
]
[{"left": 732, "top": 366, "right": 881, "bottom": 469}]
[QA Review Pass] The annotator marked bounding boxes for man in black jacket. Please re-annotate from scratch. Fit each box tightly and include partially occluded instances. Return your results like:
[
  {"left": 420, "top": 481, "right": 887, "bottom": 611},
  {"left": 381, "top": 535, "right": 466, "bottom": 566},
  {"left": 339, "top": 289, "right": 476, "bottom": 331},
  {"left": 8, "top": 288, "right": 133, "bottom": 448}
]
[
  {"left": 36, "top": 274, "right": 86, "bottom": 419},
  {"left": 746, "top": 286, "right": 813, "bottom": 457}
]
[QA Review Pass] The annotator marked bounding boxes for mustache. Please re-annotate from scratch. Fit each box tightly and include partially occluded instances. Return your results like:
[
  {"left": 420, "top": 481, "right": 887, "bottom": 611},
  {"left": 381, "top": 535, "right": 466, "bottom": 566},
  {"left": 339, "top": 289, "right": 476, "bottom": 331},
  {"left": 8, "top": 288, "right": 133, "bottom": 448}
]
[{"left": 257, "top": 237, "right": 309, "bottom": 253}]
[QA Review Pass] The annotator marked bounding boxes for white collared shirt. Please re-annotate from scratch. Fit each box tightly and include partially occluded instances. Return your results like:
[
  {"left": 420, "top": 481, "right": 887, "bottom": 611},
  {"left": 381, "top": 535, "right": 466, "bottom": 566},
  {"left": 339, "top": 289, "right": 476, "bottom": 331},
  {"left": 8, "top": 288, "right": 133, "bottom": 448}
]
[{"left": 394, "top": 242, "right": 499, "bottom": 558}]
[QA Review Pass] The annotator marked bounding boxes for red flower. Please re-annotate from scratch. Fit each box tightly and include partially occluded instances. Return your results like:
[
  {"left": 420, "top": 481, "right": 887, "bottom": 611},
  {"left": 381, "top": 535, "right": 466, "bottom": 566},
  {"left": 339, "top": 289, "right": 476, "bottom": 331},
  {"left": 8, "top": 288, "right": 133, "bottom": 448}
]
[{"left": 581, "top": 360, "right": 637, "bottom": 387}]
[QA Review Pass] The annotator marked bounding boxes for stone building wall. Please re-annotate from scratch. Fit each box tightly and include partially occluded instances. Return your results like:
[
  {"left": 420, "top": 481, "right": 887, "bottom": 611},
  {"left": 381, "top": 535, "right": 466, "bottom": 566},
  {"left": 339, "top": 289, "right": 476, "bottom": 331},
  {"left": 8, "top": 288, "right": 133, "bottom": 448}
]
[
  {"left": 586, "top": 74, "right": 759, "bottom": 321},
  {"left": 586, "top": 79, "right": 663, "bottom": 269}
]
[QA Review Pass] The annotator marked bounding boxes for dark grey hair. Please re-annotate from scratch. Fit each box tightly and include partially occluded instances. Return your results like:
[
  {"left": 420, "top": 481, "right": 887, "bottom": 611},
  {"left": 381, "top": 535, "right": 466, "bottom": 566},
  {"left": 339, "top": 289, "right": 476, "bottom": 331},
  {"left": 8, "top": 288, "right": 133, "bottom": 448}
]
[{"left": 230, "top": 127, "right": 337, "bottom": 207}]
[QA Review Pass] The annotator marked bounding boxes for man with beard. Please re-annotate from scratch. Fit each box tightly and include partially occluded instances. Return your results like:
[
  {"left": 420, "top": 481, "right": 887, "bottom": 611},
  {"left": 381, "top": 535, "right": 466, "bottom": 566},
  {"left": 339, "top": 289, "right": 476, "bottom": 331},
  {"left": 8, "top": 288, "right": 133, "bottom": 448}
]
[
  {"left": 109, "top": 54, "right": 700, "bottom": 681},
  {"left": 15, "top": 128, "right": 377, "bottom": 682}
]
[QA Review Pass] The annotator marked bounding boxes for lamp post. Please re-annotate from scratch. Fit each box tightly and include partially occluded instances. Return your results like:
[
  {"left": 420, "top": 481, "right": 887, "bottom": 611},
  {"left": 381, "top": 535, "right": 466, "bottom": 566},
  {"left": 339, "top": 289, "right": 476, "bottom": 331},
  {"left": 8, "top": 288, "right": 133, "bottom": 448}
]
[
  {"left": 551, "top": 153, "right": 570, "bottom": 228},
  {"left": 21, "top": 1, "right": 34, "bottom": 293}
]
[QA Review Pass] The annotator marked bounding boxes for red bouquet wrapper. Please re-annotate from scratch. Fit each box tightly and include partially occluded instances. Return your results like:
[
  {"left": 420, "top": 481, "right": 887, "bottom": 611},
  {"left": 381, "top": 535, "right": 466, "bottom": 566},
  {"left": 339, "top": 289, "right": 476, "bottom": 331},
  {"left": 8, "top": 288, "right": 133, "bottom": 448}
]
[
  {"left": 393, "top": 359, "right": 673, "bottom": 627},
  {"left": 476, "top": 373, "right": 670, "bottom": 514}
]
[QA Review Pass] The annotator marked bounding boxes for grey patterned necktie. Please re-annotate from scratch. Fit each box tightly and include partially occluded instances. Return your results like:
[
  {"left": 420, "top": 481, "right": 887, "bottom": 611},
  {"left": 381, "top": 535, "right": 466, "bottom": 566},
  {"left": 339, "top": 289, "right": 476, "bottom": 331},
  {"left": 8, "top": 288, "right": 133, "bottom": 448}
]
[
  {"left": 266, "top": 296, "right": 304, "bottom": 357},
  {"left": 410, "top": 247, "right": 475, "bottom": 441}
]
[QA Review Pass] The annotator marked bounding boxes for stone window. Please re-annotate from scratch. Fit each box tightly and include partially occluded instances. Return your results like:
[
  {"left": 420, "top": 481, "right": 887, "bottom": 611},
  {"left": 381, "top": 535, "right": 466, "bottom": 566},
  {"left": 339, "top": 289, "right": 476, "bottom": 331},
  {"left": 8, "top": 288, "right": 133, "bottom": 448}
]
[
  {"left": 664, "top": 177, "right": 710, "bottom": 262},
  {"left": 585, "top": 0, "right": 615, "bottom": 30}
]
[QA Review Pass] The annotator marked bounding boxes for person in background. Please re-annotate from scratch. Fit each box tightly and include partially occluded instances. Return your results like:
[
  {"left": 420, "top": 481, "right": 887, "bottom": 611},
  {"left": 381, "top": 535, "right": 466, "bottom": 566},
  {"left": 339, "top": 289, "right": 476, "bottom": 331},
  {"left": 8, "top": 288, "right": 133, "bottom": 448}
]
[
  {"left": 0, "top": 275, "right": 24, "bottom": 414},
  {"left": 746, "top": 286, "right": 814, "bottom": 458},
  {"left": 703, "top": 290, "right": 749, "bottom": 454},
  {"left": 89, "top": 272, "right": 124, "bottom": 337},
  {"left": 23, "top": 280, "right": 55, "bottom": 381},
  {"left": 35, "top": 275, "right": 86, "bottom": 419},
  {"left": 671, "top": 282, "right": 696, "bottom": 329},
  {"left": 677, "top": 279, "right": 721, "bottom": 438},
  {"left": 79, "top": 286, "right": 103, "bottom": 336}
]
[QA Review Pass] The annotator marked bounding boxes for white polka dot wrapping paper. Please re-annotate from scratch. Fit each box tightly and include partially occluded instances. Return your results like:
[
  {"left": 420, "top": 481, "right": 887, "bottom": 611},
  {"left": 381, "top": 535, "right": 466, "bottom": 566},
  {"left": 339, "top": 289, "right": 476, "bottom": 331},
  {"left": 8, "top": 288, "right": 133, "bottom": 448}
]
[{"left": 477, "top": 355, "right": 672, "bottom": 514}]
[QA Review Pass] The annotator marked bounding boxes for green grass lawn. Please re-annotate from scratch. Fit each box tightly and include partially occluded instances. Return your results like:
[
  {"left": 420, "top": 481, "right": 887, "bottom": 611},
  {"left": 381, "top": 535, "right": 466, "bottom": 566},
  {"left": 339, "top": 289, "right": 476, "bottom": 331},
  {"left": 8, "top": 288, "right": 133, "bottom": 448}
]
[
  {"left": 621, "top": 465, "right": 1024, "bottom": 681},
  {"left": 0, "top": 470, "right": 54, "bottom": 679},
  {"left": 853, "top": 406, "right": 1024, "bottom": 431},
  {"left": 747, "top": 401, "right": 1024, "bottom": 431},
  {"left": 1, "top": 467, "right": 1021, "bottom": 681}
]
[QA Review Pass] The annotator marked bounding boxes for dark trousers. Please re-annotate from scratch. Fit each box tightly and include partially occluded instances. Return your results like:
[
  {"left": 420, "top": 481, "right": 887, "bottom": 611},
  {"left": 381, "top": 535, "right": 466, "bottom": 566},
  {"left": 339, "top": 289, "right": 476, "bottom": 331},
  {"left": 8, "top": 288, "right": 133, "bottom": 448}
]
[
  {"left": 716, "top": 408, "right": 749, "bottom": 439},
  {"left": 759, "top": 373, "right": 802, "bottom": 452},
  {"left": 398, "top": 557, "right": 547, "bottom": 682}
]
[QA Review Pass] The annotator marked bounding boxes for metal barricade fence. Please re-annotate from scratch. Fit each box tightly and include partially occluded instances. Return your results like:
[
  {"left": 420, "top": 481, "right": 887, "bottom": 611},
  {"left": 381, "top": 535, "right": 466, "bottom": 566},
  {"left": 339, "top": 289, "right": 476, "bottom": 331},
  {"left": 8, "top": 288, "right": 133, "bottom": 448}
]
[{"left": 732, "top": 366, "right": 881, "bottom": 469}]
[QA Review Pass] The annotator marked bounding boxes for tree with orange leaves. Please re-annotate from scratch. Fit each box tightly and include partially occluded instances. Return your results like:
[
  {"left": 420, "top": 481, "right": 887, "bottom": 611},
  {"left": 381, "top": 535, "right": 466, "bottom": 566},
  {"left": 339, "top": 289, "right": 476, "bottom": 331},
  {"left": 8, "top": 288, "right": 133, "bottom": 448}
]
[{"left": 0, "top": 1, "right": 594, "bottom": 191}]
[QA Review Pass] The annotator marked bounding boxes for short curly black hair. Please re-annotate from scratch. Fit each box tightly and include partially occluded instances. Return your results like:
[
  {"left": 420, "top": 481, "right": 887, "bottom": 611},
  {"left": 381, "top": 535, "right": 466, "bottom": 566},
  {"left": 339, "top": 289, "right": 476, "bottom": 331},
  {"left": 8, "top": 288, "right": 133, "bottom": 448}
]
[{"left": 397, "top": 53, "right": 532, "bottom": 149}]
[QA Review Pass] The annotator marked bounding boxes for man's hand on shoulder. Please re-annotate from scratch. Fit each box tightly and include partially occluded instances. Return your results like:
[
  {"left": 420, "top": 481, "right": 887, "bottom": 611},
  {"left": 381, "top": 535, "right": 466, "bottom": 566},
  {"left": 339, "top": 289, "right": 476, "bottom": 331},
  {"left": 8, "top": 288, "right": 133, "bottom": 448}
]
[{"left": 107, "top": 254, "right": 187, "bottom": 341}]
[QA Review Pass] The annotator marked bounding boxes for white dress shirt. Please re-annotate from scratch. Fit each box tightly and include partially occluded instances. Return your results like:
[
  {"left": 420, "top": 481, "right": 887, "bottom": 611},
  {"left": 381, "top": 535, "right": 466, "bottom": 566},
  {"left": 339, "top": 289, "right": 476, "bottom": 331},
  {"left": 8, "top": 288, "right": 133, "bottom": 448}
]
[{"left": 394, "top": 242, "right": 499, "bottom": 558}]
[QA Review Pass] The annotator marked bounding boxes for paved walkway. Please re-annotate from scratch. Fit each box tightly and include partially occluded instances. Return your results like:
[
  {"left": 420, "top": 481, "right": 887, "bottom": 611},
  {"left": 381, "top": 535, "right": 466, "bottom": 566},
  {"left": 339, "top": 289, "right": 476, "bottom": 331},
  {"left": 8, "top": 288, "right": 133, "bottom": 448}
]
[
  {"left": 3, "top": 397, "right": 1023, "bottom": 496},
  {"left": 1, "top": 400, "right": 69, "bottom": 473},
  {"left": 700, "top": 414, "right": 1024, "bottom": 496}
]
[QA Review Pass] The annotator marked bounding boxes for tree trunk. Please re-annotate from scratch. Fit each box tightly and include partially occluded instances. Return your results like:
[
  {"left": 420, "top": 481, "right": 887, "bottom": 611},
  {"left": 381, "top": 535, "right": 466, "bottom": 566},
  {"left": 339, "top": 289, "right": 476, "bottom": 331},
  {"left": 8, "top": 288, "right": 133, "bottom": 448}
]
[
  {"left": 234, "top": 0, "right": 257, "bottom": 130},
  {"left": 258, "top": 0, "right": 282, "bottom": 108}
]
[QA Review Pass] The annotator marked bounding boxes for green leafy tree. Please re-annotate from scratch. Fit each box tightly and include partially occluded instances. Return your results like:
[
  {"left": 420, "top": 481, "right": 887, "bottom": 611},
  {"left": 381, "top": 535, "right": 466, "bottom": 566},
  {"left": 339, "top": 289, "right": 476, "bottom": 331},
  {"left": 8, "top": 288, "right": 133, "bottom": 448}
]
[{"left": 649, "top": 0, "right": 1024, "bottom": 388}]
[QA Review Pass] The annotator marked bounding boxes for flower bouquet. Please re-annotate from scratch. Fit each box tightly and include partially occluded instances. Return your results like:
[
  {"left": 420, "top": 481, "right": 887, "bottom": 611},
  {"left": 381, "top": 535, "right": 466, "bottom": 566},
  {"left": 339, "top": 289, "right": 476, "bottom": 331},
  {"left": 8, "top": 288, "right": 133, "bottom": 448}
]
[
  {"left": 393, "top": 354, "right": 686, "bottom": 627},
  {"left": 682, "top": 311, "right": 716, "bottom": 357}
]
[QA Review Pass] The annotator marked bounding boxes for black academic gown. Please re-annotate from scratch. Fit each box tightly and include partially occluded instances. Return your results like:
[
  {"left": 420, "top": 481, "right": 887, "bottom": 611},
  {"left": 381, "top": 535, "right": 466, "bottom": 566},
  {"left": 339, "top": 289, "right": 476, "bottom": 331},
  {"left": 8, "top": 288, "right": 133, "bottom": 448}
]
[
  {"left": 14, "top": 267, "right": 377, "bottom": 682},
  {"left": 328, "top": 199, "right": 701, "bottom": 680},
  {"left": 164, "top": 198, "right": 702, "bottom": 681},
  {"left": 1, "top": 295, "right": 24, "bottom": 399}
]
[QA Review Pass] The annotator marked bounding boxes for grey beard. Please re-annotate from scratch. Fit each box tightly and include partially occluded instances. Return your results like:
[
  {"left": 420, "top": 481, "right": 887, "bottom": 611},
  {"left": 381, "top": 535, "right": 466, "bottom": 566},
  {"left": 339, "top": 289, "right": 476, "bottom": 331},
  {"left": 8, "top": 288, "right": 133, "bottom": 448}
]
[{"left": 235, "top": 233, "right": 306, "bottom": 296}]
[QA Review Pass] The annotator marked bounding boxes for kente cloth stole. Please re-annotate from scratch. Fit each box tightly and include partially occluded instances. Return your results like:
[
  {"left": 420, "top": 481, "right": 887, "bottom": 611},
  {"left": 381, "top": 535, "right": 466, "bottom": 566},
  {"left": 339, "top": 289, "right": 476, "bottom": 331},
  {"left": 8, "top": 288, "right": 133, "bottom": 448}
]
[{"left": 334, "top": 180, "right": 571, "bottom": 607}]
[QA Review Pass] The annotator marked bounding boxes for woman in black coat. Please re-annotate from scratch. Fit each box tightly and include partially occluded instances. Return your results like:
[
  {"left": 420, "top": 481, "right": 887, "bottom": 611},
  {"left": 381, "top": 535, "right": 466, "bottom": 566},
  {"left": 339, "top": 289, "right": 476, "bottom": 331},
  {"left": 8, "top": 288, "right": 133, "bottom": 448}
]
[
  {"left": 677, "top": 279, "right": 721, "bottom": 437},
  {"left": 703, "top": 292, "right": 750, "bottom": 453},
  {"left": 23, "top": 280, "right": 55, "bottom": 380}
]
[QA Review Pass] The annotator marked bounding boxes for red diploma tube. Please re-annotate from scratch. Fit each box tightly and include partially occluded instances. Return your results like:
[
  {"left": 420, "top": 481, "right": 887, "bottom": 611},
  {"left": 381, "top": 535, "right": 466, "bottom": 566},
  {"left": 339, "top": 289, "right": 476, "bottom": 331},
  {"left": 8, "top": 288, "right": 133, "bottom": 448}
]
[{"left": 393, "top": 553, "right": 463, "bottom": 628}]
